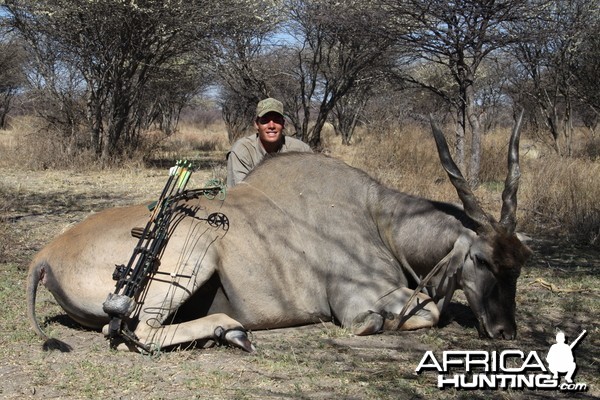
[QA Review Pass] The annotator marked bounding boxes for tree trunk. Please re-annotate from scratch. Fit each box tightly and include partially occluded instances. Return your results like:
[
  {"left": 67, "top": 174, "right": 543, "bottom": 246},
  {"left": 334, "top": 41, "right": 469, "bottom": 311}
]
[
  {"left": 564, "top": 95, "right": 573, "bottom": 157},
  {"left": 467, "top": 108, "right": 482, "bottom": 187},
  {"left": 455, "top": 107, "right": 466, "bottom": 172},
  {"left": 460, "top": 80, "right": 480, "bottom": 187}
]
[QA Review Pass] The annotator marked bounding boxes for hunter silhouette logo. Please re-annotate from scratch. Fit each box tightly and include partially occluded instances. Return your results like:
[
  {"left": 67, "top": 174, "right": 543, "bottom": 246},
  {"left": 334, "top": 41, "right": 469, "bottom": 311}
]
[
  {"left": 415, "top": 328, "right": 589, "bottom": 391},
  {"left": 546, "top": 330, "right": 587, "bottom": 384}
]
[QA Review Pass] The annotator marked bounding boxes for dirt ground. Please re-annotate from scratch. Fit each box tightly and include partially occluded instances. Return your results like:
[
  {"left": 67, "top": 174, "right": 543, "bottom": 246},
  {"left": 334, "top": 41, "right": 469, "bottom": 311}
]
[{"left": 1, "top": 164, "right": 599, "bottom": 400}]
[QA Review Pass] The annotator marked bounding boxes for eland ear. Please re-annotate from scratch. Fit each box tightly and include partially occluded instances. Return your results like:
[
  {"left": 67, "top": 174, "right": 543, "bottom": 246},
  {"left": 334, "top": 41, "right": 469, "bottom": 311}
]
[{"left": 515, "top": 232, "right": 532, "bottom": 244}]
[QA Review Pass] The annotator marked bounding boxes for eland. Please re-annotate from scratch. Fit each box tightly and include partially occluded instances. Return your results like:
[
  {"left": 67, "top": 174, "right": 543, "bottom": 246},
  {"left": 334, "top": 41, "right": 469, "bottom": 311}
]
[{"left": 27, "top": 117, "right": 531, "bottom": 352}]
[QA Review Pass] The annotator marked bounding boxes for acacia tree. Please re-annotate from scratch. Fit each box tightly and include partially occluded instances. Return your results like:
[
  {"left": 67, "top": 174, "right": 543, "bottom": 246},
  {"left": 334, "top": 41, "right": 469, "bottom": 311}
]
[
  {"left": 3, "top": 0, "right": 246, "bottom": 162},
  {"left": 573, "top": 14, "right": 600, "bottom": 112},
  {"left": 282, "top": 0, "right": 395, "bottom": 148},
  {"left": 331, "top": 84, "right": 370, "bottom": 145},
  {"left": 572, "top": 17, "right": 600, "bottom": 136},
  {"left": 211, "top": 0, "right": 281, "bottom": 142},
  {"left": 382, "top": 0, "right": 536, "bottom": 185},
  {"left": 213, "top": 0, "right": 394, "bottom": 148},
  {"left": 215, "top": 33, "right": 277, "bottom": 143},
  {"left": 0, "top": 38, "right": 25, "bottom": 129},
  {"left": 330, "top": 67, "right": 390, "bottom": 145},
  {"left": 508, "top": 0, "right": 599, "bottom": 155}
]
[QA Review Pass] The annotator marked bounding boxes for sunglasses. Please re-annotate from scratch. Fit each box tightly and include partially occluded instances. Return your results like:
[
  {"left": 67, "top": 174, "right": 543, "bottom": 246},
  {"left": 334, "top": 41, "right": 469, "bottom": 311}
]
[{"left": 257, "top": 114, "right": 284, "bottom": 125}]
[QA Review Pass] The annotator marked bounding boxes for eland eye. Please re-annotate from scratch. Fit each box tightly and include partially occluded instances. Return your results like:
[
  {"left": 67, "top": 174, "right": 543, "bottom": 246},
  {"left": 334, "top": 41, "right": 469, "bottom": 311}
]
[{"left": 475, "top": 255, "right": 492, "bottom": 270}]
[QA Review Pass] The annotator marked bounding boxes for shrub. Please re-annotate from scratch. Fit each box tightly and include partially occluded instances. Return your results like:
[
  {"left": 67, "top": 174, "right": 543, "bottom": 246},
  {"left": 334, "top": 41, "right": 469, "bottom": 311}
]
[
  {"left": 1, "top": 116, "right": 101, "bottom": 170},
  {"left": 348, "top": 124, "right": 464, "bottom": 203},
  {"left": 521, "top": 154, "right": 600, "bottom": 245},
  {"left": 0, "top": 185, "right": 15, "bottom": 263}
]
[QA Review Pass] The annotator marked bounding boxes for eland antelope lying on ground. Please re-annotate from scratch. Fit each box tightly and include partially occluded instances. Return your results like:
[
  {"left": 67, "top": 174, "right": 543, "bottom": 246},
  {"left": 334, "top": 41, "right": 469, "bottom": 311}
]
[{"left": 28, "top": 118, "right": 531, "bottom": 352}]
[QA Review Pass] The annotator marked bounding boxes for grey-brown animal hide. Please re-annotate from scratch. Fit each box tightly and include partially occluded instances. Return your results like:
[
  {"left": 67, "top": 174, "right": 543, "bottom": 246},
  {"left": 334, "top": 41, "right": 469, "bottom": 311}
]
[{"left": 27, "top": 124, "right": 531, "bottom": 353}]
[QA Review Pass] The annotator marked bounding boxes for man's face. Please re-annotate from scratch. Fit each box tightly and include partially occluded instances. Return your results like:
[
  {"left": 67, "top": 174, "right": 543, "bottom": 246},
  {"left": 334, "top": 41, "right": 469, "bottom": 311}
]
[{"left": 255, "top": 111, "right": 285, "bottom": 149}]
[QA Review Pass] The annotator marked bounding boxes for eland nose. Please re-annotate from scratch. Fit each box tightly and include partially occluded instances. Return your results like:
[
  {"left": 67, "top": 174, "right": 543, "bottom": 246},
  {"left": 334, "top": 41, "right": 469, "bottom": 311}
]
[{"left": 495, "top": 327, "right": 516, "bottom": 340}]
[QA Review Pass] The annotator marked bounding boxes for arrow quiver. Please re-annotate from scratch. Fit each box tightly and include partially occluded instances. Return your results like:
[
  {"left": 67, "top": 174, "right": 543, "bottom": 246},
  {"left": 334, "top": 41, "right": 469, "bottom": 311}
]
[{"left": 102, "top": 160, "right": 193, "bottom": 349}]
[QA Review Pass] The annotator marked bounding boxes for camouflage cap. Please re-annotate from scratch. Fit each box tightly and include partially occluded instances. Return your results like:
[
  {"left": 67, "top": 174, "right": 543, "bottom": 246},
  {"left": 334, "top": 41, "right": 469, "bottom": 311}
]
[{"left": 256, "top": 98, "right": 284, "bottom": 117}]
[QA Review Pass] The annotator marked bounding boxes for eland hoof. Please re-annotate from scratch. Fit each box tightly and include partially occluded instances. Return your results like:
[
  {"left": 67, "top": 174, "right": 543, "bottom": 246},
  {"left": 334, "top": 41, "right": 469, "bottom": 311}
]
[
  {"left": 214, "top": 327, "right": 256, "bottom": 353},
  {"left": 351, "top": 311, "right": 384, "bottom": 336}
]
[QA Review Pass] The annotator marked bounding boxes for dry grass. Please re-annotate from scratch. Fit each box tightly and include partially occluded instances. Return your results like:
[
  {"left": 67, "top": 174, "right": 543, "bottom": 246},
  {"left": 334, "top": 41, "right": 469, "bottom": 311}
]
[
  {"left": 0, "top": 118, "right": 231, "bottom": 171},
  {"left": 2, "top": 115, "right": 598, "bottom": 247},
  {"left": 150, "top": 122, "right": 231, "bottom": 159},
  {"left": 521, "top": 154, "right": 600, "bottom": 244},
  {"left": 336, "top": 125, "right": 459, "bottom": 202},
  {"left": 0, "top": 184, "right": 14, "bottom": 263},
  {"left": 0, "top": 117, "right": 100, "bottom": 170}
]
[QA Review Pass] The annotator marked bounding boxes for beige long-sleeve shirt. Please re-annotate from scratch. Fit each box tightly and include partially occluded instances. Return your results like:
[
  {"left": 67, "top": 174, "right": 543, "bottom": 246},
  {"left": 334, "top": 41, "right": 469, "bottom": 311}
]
[{"left": 226, "top": 134, "right": 312, "bottom": 187}]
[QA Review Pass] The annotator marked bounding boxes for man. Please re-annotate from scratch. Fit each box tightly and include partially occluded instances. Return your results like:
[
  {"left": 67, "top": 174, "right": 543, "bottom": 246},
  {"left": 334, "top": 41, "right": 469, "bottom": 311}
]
[
  {"left": 546, "top": 331, "right": 578, "bottom": 383},
  {"left": 226, "top": 97, "right": 312, "bottom": 187}
]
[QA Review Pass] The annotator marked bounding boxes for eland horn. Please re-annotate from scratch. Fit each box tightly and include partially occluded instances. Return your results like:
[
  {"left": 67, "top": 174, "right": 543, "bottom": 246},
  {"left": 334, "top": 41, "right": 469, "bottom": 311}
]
[
  {"left": 499, "top": 109, "right": 525, "bottom": 234},
  {"left": 430, "top": 118, "right": 493, "bottom": 233}
]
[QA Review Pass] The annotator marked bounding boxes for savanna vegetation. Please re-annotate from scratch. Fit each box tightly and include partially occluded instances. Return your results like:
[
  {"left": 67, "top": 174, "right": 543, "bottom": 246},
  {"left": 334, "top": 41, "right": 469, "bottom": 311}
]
[{"left": 0, "top": 0, "right": 598, "bottom": 399}]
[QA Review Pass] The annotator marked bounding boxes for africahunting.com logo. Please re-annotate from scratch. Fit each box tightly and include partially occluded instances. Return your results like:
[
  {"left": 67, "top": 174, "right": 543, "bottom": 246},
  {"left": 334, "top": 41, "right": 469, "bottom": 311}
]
[{"left": 415, "top": 329, "right": 588, "bottom": 392}]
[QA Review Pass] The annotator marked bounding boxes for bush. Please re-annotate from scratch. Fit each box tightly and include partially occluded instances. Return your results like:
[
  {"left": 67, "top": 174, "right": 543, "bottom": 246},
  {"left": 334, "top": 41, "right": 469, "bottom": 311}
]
[
  {"left": 1, "top": 117, "right": 231, "bottom": 170},
  {"left": 0, "top": 116, "right": 101, "bottom": 170},
  {"left": 478, "top": 130, "right": 512, "bottom": 185},
  {"left": 581, "top": 135, "right": 600, "bottom": 160},
  {"left": 0, "top": 185, "right": 15, "bottom": 263},
  {"left": 521, "top": 154, "right": 600, "bottom": 245},
  {"left": 348, "top": 124, "right": 466, "bottom": 203}
]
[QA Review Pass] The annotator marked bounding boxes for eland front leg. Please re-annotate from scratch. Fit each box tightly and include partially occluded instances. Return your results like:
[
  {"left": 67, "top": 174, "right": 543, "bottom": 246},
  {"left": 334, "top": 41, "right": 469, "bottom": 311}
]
[
  {"left": 347, "top": 287, "right": 440, "bottom": 335},
  {"left": 131, "top": 313, "right": 254, "bottom": 352}
]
